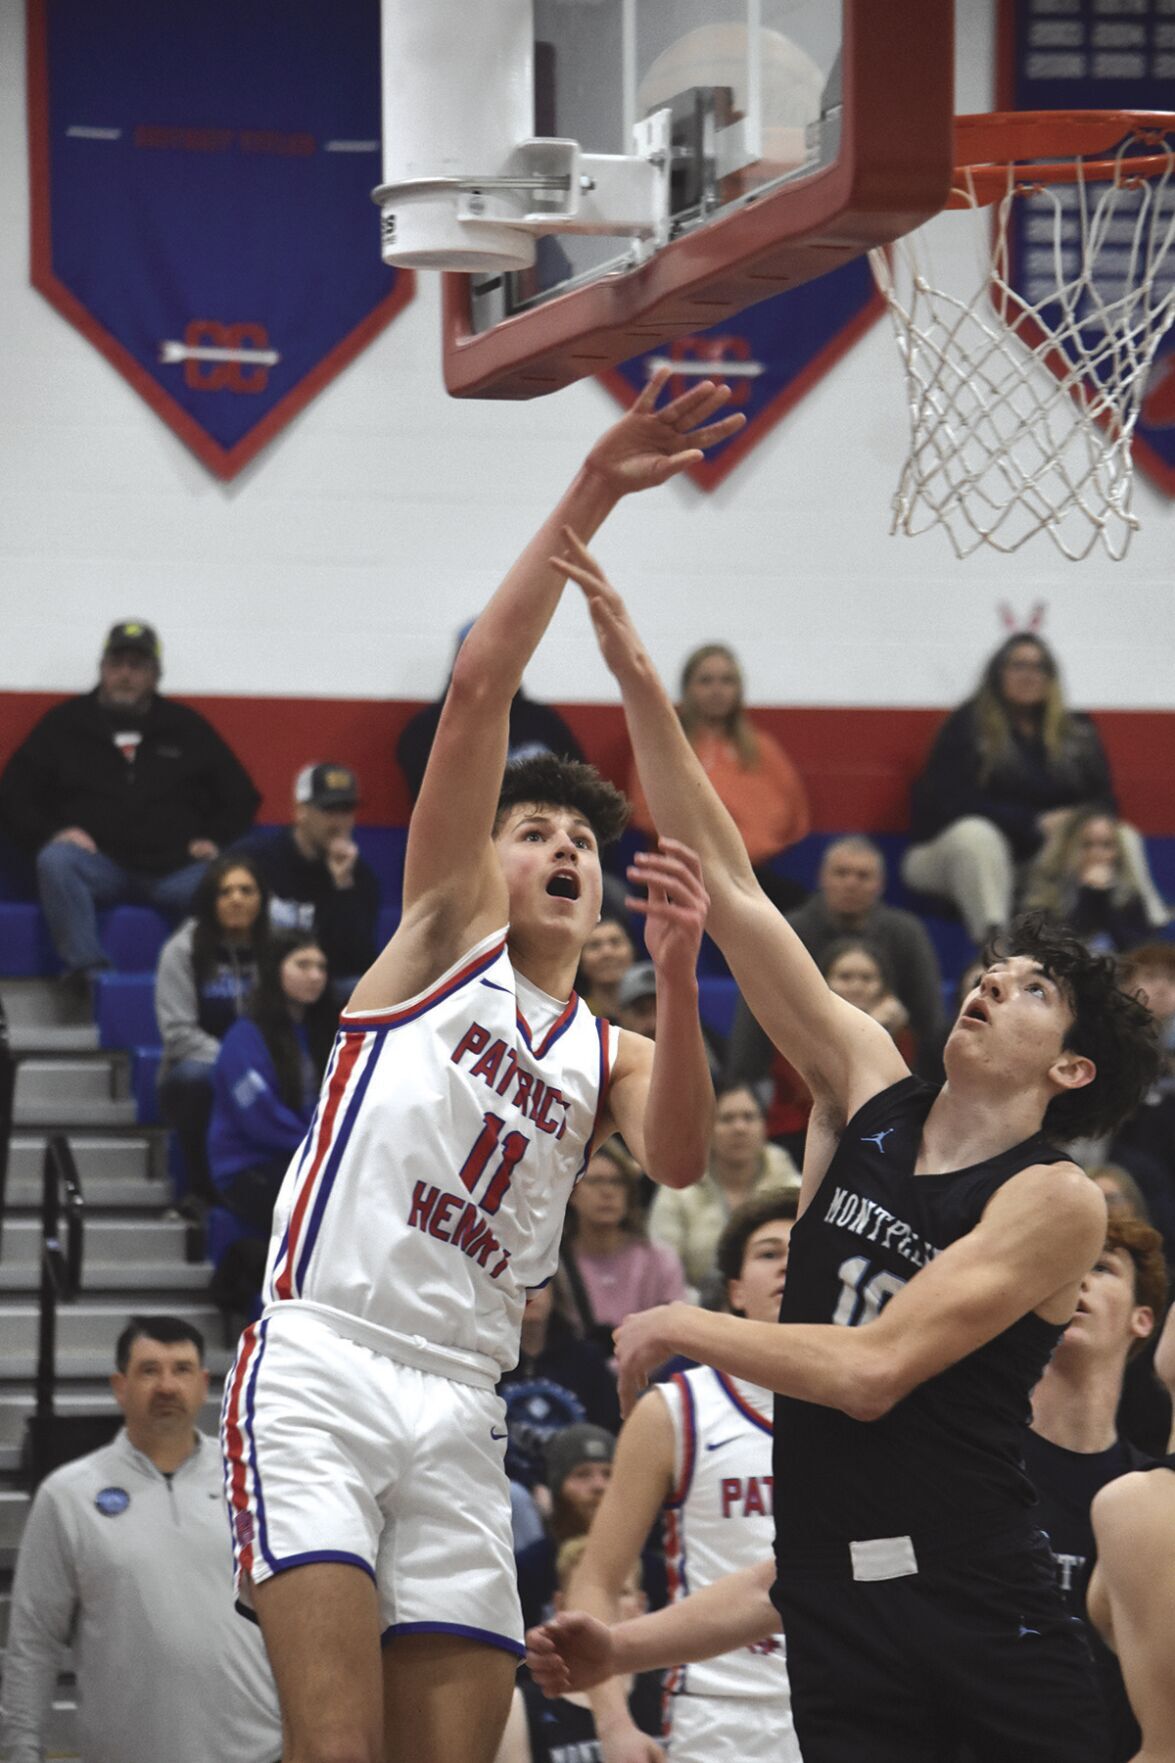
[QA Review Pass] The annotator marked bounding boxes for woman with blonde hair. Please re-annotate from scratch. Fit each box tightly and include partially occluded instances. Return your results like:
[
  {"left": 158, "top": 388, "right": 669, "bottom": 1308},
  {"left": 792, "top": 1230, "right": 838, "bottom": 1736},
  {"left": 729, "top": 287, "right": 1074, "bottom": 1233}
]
[
  {"left": 902, "top": 630, "right": 1167, "bottom": 942},
  {"left": 1023, "top": 805, "right": 1153, "bottom": 953},
  {"left": 626, "top": 641, "right": 810, "bottom": 912}
]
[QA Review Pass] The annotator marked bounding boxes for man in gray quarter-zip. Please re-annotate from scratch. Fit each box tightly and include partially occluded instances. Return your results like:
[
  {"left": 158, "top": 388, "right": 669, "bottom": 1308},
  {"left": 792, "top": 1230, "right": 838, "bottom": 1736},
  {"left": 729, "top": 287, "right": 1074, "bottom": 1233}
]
[{"left": 0, "top": 1316, "right": 281, "bottom": 1763}]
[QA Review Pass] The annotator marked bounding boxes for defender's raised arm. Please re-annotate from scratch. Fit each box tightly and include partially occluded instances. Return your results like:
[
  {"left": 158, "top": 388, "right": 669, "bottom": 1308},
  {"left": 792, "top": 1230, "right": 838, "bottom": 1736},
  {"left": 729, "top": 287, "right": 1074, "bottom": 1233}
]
[{"left": 556, "top": 534, "right": 905, "bottom": 1130}]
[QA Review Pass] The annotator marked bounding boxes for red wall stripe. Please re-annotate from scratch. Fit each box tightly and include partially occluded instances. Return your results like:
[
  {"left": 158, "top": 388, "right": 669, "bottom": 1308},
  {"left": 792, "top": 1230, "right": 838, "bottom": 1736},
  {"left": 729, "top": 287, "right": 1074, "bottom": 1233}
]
[{"left": 2, "top": 689, "right": 1172, "bottom": 834}]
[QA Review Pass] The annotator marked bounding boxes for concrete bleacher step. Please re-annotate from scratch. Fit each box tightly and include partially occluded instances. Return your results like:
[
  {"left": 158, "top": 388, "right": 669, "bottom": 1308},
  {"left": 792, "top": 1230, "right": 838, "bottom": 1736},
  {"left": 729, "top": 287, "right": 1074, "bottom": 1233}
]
[
  {"left": 0, "top": 1218, "right": 190, "bottom": 1268},
  {"left": 0, "top": 1213, "right": 210, "bottom": 1296},
  {"left": 12, "top": 1097, "right": 139, "bottom": 1130},
  {"left": 3, "top": 1173, "right": 165, "bottom": 1214},
  {"left": 0, "top": 979, "right": 89, "bottom": 1030},
  {"left": 0, "top": 1300, "right": 230, "bottom": 1372},
  {"left": 8, "top": 1024, "right": 100, "bottom": 1055},
  {"left": 5, "top": 1133, "right": 162, "bottom": 1203},
  {"left": 0, "top": 1261, "right": 213, "bottom": 1296},
  {"left": 14, "top": 1058, "right": 124, "bottom": 1108}
]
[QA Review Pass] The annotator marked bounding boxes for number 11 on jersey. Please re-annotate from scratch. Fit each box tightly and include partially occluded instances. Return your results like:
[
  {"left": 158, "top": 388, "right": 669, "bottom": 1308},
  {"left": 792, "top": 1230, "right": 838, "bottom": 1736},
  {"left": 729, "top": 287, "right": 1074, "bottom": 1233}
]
[{"left": 458, "top": 1112, "right": 529, "bottom": 1216}]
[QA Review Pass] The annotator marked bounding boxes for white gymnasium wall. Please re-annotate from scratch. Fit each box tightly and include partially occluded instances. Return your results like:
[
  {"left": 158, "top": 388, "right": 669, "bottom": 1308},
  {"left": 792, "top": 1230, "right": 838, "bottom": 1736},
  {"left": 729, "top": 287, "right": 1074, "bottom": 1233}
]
[{"left": 1, "top": 0, "right": 1172, "bottom": 711}]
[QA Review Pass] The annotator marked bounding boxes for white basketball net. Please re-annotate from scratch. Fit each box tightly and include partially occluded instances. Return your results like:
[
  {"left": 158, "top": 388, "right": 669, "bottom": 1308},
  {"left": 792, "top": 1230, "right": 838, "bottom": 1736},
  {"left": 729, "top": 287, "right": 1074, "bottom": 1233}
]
[{"left": 870, "top": 129, "right": 1175, "bottom": 560}]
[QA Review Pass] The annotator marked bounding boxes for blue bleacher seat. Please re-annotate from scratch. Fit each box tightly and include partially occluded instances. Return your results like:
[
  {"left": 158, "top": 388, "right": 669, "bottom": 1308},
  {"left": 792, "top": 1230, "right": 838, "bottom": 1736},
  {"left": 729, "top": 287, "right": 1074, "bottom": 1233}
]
[
  {"left": 0, "top": 902, "right": 60, "bottom": 977},
  {"left": 98, "top": 905, "right": 170, "bottom": 972},
  {"left": 94, "top": 972, "right": 161, "bottom": 1051}
]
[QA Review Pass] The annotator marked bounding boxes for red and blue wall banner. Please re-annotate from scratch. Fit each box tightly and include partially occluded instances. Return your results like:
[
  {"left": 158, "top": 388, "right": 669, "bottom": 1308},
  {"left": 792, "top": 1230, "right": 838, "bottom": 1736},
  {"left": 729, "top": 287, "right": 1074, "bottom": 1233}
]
[
  {"left": 27, "top": 0, "right": 413, "bottom": 481},
  {"left": 600, "top": 258, "right": 883, "bottom": 491},
  {"left": 998, "top": 0, "right": 1175, "bottom": 496}
]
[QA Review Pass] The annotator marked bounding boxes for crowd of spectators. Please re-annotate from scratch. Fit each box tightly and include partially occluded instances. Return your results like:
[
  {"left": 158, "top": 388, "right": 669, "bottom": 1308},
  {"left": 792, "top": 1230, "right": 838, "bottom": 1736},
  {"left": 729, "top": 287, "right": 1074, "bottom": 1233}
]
[{"left": 2, "top": 617, "right": 1175, "bottom": 1763}]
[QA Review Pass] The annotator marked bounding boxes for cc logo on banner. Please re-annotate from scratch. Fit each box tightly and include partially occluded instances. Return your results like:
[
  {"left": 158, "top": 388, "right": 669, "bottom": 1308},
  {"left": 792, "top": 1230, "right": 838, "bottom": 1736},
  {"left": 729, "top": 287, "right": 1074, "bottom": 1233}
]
[{"left": 181, "top": 320, "right": 273, "bottom": 393}]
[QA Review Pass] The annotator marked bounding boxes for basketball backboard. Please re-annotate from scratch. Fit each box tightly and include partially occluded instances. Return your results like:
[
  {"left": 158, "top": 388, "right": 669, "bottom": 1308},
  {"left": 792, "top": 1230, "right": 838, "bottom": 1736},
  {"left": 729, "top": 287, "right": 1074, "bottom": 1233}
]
[{"left": 436, "top": 0, "right": 954, "bottom": 398}]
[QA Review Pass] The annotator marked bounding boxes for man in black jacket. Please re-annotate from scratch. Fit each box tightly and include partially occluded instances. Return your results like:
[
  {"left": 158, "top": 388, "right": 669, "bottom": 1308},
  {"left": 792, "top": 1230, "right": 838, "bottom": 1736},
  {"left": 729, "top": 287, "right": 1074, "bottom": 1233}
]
[
  {"left": 236, "top": 761, "right": 379, "bottom": 986},
  {"left": 0, "top": 621, "right": 259, "bottom": 981}
]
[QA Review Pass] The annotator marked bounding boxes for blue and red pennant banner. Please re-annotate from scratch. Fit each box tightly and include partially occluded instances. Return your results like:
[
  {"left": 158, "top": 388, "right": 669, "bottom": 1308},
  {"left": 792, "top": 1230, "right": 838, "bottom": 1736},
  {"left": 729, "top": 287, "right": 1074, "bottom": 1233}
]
[
  {"left": 27, "top": 0, "right": 412, "bottom": 481},
  {"left": 998, "top": 0, "right": 1175, "bottom": 496},
  {"left": 600, "top": 259, "right": 883, "bottom": 492}
]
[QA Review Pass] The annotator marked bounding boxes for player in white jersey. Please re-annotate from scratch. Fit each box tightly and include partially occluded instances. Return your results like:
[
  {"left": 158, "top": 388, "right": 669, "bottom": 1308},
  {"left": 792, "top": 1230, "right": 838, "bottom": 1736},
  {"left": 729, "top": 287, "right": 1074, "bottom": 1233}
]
[
  {"left": 566, "top": 1192, "right": 802, "bottom": 1763},
  {"left": 220, "top": 371, "right": 743, "bottom": 1763}
]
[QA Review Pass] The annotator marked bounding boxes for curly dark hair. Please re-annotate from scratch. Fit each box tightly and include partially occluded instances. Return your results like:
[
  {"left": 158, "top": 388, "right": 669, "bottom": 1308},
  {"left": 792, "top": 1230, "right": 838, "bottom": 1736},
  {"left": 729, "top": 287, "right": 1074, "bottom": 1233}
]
[
  {"left": 982, "top": 913, "right": 1160, "bottom": 1142},
  {"left": 493, "top": 753, "right": 630, "bottom": 848},
  {"left": 715, "top": 1189, "right": 800, "bottom": 1293}
]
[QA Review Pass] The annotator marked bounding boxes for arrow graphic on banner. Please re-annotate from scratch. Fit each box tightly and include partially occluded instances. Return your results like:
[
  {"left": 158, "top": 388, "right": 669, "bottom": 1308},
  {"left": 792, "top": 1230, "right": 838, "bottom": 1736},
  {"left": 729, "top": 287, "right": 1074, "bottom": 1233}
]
[
  {"left": 644, "top": 355, "right": 765, "bottom": 379},
  {"left": 159, "top": 341, "right": 282, "bottom": 366}
]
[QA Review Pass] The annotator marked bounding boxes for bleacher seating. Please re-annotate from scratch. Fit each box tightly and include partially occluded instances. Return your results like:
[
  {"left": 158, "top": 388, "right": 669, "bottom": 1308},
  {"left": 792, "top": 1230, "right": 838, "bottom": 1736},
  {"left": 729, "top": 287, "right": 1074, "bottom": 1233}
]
[{"left": 93, "top": 972, "right": 160, "bottom": 1051}]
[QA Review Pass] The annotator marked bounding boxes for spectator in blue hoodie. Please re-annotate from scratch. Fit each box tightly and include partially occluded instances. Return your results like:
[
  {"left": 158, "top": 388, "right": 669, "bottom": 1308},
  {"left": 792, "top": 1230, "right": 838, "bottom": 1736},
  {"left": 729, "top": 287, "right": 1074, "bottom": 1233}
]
[{"left": 208, "top": 932, "right": 336, "bottom": 1231}]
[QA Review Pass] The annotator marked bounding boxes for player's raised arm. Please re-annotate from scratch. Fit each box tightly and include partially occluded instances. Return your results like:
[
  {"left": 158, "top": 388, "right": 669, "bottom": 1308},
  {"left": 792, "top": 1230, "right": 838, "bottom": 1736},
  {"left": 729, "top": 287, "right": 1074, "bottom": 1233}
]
[
  {"left": 348, "top": 375, "right": 743, "bottom": 1013},
  {"left": 556, "top": 535, "right": 906, "bottom": 1116}
]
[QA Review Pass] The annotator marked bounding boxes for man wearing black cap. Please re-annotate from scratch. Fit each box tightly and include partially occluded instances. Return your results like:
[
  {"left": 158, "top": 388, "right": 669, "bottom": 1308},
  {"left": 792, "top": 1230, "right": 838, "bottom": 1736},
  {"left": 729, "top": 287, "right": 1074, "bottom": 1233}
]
[
  {"left": 0, "top": 621, "right": 259, "bottom": 984},
  {"left": 237, "top": 761, "right": 378, "bottom": 985}
]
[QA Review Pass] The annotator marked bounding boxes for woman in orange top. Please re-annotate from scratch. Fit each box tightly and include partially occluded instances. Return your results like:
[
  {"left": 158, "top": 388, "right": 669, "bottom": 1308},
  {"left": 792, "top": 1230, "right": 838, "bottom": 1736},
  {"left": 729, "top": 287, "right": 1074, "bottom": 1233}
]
[{"left": 626, "top": 642, "right": 811, "bottom": 910}]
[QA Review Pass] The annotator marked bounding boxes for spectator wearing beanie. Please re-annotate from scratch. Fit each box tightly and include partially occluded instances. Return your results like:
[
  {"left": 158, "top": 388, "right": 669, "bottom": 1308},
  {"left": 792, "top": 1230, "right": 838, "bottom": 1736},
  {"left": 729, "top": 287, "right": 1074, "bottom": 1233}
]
[{"left": 515, "top": 1423, "right": 615, "bottom": 1631}]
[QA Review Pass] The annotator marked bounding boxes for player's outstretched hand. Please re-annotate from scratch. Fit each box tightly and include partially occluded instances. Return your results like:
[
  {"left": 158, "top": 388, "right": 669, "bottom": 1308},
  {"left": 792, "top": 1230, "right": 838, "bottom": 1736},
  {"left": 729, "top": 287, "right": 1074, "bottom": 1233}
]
[
  {"left": 584, "top": 363, "right": 745, "bottom": 495},
  {"left": 628, "top": 840, "right": 709, "bottom": 987},
  {"left": 552, "top": 528, "right": 647, "bottom": 687},
  {"left": 613, "top": 1303, "right": 684, "bottom": 1417},
  {"left": 525, "top": 1611, "right": 617, "bottom": 1694}
]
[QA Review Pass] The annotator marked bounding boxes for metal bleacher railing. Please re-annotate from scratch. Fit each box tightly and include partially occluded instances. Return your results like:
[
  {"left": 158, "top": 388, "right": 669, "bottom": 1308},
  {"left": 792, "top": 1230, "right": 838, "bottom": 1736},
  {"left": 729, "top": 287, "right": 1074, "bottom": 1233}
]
[
  {"left": 25, "top": 1134, "right": 86, "bottom": 1489},
  {"left": 0, "top": 997, "right": 13, "bottom": 1262}
]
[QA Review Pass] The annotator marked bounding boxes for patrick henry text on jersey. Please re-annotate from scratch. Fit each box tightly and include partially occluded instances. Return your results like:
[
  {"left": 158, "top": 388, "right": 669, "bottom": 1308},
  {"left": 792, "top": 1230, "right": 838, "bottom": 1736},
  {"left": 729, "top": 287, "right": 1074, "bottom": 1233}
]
[{"left": 406, "top": 1017, "right": 577, "bottom": 1282}]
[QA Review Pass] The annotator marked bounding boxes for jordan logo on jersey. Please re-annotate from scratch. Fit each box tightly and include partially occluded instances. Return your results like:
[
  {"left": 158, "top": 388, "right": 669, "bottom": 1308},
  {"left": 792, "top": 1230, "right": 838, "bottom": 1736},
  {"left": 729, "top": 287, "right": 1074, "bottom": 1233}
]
[{"left": 861, "top": 1127, "right": 896, "bottom": 1152}]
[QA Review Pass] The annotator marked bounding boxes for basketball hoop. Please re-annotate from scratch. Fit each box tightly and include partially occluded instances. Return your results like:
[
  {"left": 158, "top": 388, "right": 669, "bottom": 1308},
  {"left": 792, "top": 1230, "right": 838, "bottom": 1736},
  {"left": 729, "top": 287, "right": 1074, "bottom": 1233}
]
[{"left": 870, "top": 110, "right": 1175, "bottom": 560}]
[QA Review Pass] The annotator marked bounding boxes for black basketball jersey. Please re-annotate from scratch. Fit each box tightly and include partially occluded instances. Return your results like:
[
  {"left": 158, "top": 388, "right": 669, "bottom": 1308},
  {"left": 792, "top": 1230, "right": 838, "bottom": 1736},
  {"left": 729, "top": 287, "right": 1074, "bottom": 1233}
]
[
  {"left": 1024, "top": 1430, "right": 1150, "bottom": 1763},
  {"left": 773, "top": 1076, "right": 1071, "bottom": 1570}
]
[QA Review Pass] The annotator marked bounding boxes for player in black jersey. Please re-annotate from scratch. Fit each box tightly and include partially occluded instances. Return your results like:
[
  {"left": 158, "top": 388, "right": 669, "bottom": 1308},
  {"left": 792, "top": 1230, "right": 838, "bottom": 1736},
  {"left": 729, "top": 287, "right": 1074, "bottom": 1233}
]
[
  {"left": 1025, "top": 1213, "right": 1166, "bottom": 1763},
  {"left": 537, "top": 534, "right": 1162, "bottom": 1763},
  {"left": 1089, "top": 1302, "right": 1175, "bottom": 1763}
]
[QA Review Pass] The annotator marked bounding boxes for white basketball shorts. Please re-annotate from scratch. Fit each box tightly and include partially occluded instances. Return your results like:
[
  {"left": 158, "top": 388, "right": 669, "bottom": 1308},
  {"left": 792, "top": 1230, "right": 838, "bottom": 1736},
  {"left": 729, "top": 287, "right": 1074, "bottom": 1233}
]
[
  {"left": 667, "top": 1693, "right": 800, "bottom": 1763},
  {"left": 220, "top": 1304, "right": 523, "bottom": 1655}
]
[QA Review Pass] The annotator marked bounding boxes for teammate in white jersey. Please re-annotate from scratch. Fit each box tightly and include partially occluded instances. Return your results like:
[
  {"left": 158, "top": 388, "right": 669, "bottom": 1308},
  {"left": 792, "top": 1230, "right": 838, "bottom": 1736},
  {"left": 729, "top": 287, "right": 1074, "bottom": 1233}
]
[
  {"left": 566, "top": 1192, "right": 801, "bottom": 1763},
  {"left": 221, "top": 373, "right": 742, "bottom": 1763}
]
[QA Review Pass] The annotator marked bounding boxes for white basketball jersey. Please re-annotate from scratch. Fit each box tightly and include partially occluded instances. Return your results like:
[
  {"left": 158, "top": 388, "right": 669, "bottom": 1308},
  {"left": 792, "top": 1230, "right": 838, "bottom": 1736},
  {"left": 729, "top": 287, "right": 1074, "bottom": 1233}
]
[
  {"left": 262, "top": 927, "right": 616, "bottom": 1384},
  {"left": 659, "top": 1367, "right": 791, "bottom": 1703}
]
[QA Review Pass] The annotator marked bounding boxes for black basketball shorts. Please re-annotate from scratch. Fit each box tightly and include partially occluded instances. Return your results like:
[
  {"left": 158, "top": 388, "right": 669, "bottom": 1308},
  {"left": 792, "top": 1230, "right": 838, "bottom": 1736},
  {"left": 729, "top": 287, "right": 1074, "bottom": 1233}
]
[{"left": 773, "top": 1531, "right": 1107, "bottom": 1763}]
